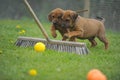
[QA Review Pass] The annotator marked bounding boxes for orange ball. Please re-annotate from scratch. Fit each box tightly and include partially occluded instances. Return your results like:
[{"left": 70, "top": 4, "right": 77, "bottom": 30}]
[{"left": 87, "top": 69, "right": 107, "bottom": 80}]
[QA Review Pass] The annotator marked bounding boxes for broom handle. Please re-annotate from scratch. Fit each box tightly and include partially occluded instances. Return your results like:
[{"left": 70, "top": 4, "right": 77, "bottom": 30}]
[
  {"left": 76, "top": 10, "right": 88, "bottom": 13},
  {"left": 23, "top": 0, "right": 51, "bottom": 42}
]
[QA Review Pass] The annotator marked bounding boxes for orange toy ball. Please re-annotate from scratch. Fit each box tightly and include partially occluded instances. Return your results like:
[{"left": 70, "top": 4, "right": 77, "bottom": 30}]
[{"left": 87, "top": 69, "right": 107, "bottom": 80}]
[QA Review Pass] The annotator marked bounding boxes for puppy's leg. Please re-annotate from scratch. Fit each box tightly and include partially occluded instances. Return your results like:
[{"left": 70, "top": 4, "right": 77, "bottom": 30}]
[
  {"left": 57, "top": 30, "right": 67, "bottom": 41},
  {"left": 62, "top": 36, "right": 68, "bottom": 41},
  {"left": 62, "top": 36, "right": 76, "bottom": 41},
  {"left": 62, "top": 32, "right": 67, "bottom": 41},
  {"left": 97, "top": 35, "right": 109, "bottom": 50},
  {"left": 62, "top": 28, "right": 71, "bottom": 41},
  {"left": 69, "top": 37, "right": 76, "bottom": 41},
  {"left": 51, "top": 25, "right": 57, "bottom": 38},
  {"left": 62, "top": 32, "right": 69, "bottom": 41},
  {"left": 88, "top": 37, "right": 97, "bottom": 47},
  {"left": 64, "top": 30, "right": 83, "bottom": 39}
]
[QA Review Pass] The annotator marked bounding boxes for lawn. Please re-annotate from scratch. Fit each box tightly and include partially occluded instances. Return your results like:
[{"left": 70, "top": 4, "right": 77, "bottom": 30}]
[{"left": 0, "top": 19, "right": 120, "bottom": 80}]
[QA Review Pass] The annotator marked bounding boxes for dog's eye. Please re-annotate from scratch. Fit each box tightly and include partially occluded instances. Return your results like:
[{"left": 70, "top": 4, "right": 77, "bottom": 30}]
[{"left": 52, "top": 16, "right": 54, "bottom": 18}]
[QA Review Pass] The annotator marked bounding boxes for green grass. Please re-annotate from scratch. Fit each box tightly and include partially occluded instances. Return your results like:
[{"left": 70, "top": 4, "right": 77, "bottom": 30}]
[{"left": 0, "top": 19, "right": 120, "bottom": 80}]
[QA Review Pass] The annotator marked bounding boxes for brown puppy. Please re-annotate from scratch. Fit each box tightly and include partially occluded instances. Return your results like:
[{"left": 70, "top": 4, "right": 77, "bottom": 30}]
[
  {"left": 48, "top": 8, "right": 69, "bottom": 41},
  {"left": 62, "top": 10, "right": 109, "bottom": 49}
]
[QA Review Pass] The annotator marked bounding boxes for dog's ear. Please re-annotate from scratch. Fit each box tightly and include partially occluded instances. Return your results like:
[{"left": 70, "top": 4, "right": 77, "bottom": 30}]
[
  {"left": 48, "top": 12, "right": 53, "bottom": 22},
  {"left": 70, "top": 12, "right": 78, "bottom": 22}
]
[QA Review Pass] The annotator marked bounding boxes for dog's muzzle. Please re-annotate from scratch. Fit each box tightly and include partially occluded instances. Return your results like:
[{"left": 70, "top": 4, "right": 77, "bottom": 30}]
[
  {"left": 53, "top": 21, "right": 57, "bottom": 25},
  {"left": 61, "top": 24, "right": 65, "bottom": 27},
  {"left": 61, "top": 22, "right": 70, "bottom": 28}
]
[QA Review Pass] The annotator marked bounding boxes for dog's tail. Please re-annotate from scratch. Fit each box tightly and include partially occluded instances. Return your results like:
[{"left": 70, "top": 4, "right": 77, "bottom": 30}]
[{"left": 96, "top": 16, "right": 105, "bottom": 23}]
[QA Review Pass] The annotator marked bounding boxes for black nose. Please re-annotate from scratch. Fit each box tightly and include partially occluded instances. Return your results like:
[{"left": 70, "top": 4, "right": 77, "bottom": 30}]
[
  {"left": 53, "top": 21, "right": 57, "bottom": 25},
  {"left": 61, "top": 24, "right": 65, "bottom": 27}
]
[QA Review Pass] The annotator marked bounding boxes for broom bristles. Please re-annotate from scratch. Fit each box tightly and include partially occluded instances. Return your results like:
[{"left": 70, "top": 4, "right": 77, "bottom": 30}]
[{"left": 15, "top": 36, "right": 89, "bottom": 55}]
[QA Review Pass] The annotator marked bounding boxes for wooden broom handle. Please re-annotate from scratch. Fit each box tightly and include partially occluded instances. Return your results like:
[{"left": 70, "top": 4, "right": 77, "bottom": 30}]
[
  {"left": 23, "top": 0, "right": 51, "bottom": 42},
  {"left": 76, "top": 9, "right": 88, "bottom": 13}
]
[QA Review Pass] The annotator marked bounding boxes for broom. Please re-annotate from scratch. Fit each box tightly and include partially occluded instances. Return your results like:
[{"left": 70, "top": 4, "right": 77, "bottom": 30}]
[{"left": 15, "top": 0, "right": 89, "bottom": 55}]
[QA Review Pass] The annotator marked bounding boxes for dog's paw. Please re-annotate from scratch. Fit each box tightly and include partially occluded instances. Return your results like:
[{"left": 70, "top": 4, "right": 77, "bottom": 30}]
[
  {"left": 62, "top": 38, "right": 67, "bottom": 41},
  {"left": 64, "top": 33, "right": 71, "bottom": 38},
  {"left": 52, "top": 33, "right": 57, "bottom": 38}
]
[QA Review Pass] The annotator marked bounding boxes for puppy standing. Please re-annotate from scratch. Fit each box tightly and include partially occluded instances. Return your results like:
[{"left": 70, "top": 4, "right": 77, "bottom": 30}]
[{"left": 62, "top": 10, "right": 109, "bottom": 49}]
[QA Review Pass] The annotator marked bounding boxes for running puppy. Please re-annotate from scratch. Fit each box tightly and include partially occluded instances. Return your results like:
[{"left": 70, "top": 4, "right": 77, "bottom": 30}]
[
  {"left": 48, "top": 8, "right": 68, "bottom": 40},
  {"left": 62, "top": 10, "right": 109, "bottom": 49}
]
